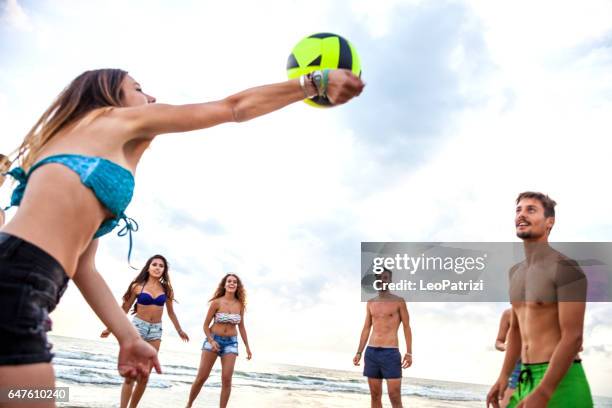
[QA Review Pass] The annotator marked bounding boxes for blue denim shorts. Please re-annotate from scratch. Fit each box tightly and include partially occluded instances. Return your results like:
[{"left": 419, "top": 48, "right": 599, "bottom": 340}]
[
  {"left": 363, "top": 346, "right": 402, "bottom": 379},
  {"left": 202, "top": 334, "right": 238, "bottom": 356},
  {"left": 132, "top": 316, "right": 162, "bottom": 342}
]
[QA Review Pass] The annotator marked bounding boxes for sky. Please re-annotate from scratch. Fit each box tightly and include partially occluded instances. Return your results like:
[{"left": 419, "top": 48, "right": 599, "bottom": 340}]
[{"left": 1, "top": 0, "right": 612, "bottom": 397}]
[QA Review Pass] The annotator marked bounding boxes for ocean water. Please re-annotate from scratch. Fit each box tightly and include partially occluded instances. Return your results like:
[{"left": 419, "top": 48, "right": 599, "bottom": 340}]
[{"left": 49, "top": 336, "right": 611, "bottom": 407}]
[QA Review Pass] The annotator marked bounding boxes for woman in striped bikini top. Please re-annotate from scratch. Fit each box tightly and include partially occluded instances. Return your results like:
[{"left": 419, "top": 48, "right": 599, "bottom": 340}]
[
  {"left": 215, "top": 312, "right": 241, "bottom": 325},
  {"left": 186, "top": 273, "right": 252, "bottom": 408}
]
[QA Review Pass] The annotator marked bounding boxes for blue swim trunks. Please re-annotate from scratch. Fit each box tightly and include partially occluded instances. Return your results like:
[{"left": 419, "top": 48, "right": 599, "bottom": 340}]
[
  {"left": 202, "top": 334, "right": 239, "bottom": 357},
  {"left": 363, "top": 346, "right": 401, "bottom": 379},
  {"left": 509, "top": 360, "right": 522, "bottom": 389}
]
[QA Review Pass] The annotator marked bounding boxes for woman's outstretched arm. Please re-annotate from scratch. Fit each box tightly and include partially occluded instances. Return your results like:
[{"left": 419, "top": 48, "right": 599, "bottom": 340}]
[{"left": 116, "top": 69, "right": 364, "bottom": 138}]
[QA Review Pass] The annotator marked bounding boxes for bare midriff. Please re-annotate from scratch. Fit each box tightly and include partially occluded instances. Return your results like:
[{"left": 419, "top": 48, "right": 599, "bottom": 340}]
[
  {"left": 135, "top": 304, "right": 163, "bottom": 324},
  {"left": 1, "top": 166, "right": 111, "bottom": 278},
  {"left": 211, "top": 322, "right": 238, "bottom": 337}
]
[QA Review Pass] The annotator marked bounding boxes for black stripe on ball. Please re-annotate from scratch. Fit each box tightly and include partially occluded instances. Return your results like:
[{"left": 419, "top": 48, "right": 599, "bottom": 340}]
[
  {"left": 337, "top": 36, "right": 352, "bottom": 69},
  {"left": 308, "top": 32, "right": 337, "bottom": 39},
  {"left": 287, "top": 53, "right": 299, "bottom": 69},
  {"left": 307, "top": 55, "right": 322, "bottom": 67}
]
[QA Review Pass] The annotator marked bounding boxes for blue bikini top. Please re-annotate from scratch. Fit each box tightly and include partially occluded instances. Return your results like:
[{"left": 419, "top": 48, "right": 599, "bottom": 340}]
[
  {"left": 136, "top": 284, "right": 167, "bottom": 306},
  {"left": 4, "top": 154, "right": 139, "bottom": 262}
]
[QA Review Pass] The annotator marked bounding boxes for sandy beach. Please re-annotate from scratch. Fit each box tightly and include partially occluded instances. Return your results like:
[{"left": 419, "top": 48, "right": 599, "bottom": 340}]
[{"left": 58, "top": 381, "right": 484, "bottom": 408}]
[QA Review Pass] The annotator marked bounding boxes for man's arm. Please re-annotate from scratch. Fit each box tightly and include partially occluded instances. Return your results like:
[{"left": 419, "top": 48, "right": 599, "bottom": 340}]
[
  {"left": 399, "top": 301, "right": 413, "bottom": 368},
  {"left": 487, "top": 307, "right": 521, "bottom": 407},
  {"left": 495, "top": 309, "right": 511, "bottom": 351},
  {"left": 500, "top": 308, "right": 522, "bottom": 378},
  {"left": 353, "top": 303, "right": 372, "bottom": 366}
]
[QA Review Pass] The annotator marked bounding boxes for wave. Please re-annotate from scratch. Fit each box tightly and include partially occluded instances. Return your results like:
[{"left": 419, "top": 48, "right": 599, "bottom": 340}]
[
  {"left": 53, "top": 346, "right": 483, "bottom": 401},
  {"left": 55, "top": 366, "right": 174, "bottom": 389}
]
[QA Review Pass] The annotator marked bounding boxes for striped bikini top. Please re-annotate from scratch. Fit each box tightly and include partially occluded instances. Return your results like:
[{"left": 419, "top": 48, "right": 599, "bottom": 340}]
[{"left": 215, "top": 312, "right": 241, "bottom": 325}]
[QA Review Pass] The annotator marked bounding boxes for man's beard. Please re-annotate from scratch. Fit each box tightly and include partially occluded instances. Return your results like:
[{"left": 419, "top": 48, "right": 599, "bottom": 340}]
[
  {"left": 517, "top": 230, "right": 544, "bottom": 240},
  {"left": 517, "top": 231, "right": 532, "bottom": 239}
]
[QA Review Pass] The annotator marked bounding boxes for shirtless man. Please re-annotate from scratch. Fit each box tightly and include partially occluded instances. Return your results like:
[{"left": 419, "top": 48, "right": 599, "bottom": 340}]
[
  {"left": 354, "top": 268, "right": 412, "bottom": 408},
  {"left": 487, "top": 192, "right": 593, "bottom": 407}
]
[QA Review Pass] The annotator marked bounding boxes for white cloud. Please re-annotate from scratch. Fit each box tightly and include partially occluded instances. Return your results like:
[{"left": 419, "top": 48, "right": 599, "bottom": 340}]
[{"left": 1, "top": 0, "right": 32, "bottom": 31}]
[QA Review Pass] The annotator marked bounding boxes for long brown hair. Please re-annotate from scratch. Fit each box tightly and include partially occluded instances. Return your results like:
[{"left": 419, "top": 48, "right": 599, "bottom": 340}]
[
  {"left": 1, "top": 69, "right": 128, "bottom": 187},
  {"left": 122, "top": 254, "right": 175, "bottom": 314},
  {"left": 209, "top": 274, "right": 247, "bottom": 310}
]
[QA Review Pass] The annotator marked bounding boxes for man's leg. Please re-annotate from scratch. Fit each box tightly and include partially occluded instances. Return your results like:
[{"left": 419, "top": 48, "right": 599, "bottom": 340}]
[
  {"left": 386, "top": 378, "right": 403, "bottom": 408},
  {"left": 378, "top": 348, "right": 403, "bottom": 407},
  {"left": 367, "top": 378, "right": 383, "bottom": 408}
]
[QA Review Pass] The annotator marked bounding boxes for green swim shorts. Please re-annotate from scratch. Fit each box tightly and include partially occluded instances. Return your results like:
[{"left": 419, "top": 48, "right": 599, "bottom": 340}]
[{"left": 508, "top": 360, "right": 593, "bottom": 407}]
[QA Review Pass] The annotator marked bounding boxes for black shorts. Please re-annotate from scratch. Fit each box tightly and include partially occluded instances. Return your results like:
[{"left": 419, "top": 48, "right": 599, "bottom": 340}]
[{"left": 0, "top": 232, "right": 69, "bottom": 365}]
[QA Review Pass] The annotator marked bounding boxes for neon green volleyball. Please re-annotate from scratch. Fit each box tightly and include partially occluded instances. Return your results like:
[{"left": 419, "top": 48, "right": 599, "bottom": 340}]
[{"left": 286, "top": 32, "right": 361, "bottom": 107}]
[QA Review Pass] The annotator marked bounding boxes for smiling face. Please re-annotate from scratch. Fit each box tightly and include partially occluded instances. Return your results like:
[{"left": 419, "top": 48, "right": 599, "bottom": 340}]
[
  {"left": 120, "top": 75, "right": 156, "bottom": 107},
  {"left": 148, "top": 257, "right": 166, "bottom": 280},
  {"left": 515, "top": 198, "right": 555, "bottom": 242},
  {"left": 224, "top": 275, "right": 239, "bottom": 293}
]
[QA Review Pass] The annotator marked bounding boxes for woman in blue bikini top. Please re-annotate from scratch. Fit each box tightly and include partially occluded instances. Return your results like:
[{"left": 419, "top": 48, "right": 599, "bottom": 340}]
[
  {"left": 102, "top": 254, "right": 190, "bottom": 337},
  {"left": 101, "top": 254, "right": 189, "bottom": 408},
  {"left": 0, "top": 68, "right": 363, "bottom": 388}
]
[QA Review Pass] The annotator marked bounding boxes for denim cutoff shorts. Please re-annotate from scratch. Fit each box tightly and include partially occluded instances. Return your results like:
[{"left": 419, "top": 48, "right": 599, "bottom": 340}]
[
  {"left": 202, "top": 333, "right": 238, "bottom": 356},
  {"left": 132, "top": 315, "right": 163, "bottom": 342}
]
